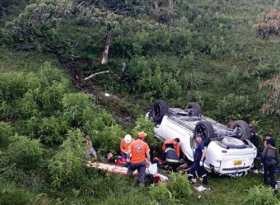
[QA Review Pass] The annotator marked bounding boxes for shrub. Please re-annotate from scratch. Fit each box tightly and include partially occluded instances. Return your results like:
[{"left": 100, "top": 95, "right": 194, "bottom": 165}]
[
  {"left": 0, "top": 72, "right": 39, "bottom": 102},
  {"left": 7, "top": 135, "right": 43, "bottom": 169},
  {"left": 149, "top": 184, "right": 176, "bottom": 205},
  {"left": 38, "top": 116, "right": 69, "bottom": 147},
  {"left": 256, "top": 10, "right": 280, "bottom": 38},
  {"left": 62, "top": 93, "right": 93, "bottom": 127},
  {"left": 260, "top": 75, "right": 280, "bottom": 116},
  {"left": 0, "top": 122, "right": 14, "bottom": 148},
  {"left": 91, "top": 124, "right": 123, "bottom": 154},
  {"left": 167, "top": 173, "right": 192, "bottom": 199},
  {"left": 0, "top": 182, "right": 33, "bottom": 205},
  {"left": 132, "top": 115, "right": 159, "bottom": 146},
  {"left": 48, "top": 129, "right": 85, "bottom": 189},
  {"left": 215, "top": 94, "right": 252, "bottom": 122},
  {"left": 0, "top": 62, "right": 69, "bottom": 120},
  {"left": 243, "top": 185, "right": 280, "bottom": 205}
]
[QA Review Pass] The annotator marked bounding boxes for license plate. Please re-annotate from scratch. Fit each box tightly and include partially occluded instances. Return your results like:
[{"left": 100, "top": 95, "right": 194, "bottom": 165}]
[{"left": 234, "top": 160, "right": 242, "bottom": 166}]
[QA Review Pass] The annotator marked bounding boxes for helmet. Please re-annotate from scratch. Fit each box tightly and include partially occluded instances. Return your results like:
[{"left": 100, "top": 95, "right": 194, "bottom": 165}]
[
  {"left": 124, "top": 134, "right": 132, "bottom": 144},
  {"left": 138, "top": 131, "right": 147, "bottom": 139}
]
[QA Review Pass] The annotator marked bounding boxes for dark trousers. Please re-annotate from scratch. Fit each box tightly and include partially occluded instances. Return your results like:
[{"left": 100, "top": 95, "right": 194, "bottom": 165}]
[
  {"left": 188, "top": 162, "right": 208, "bottom": 185},
  {"left": 263, "top": 162, "right": 276, "bottom": 188},
  {"left": 121, "top": 152, "right": 129, "bottom": 160},
  {"left": 127, "top": 162, "right": 146, "bottom": 184}
]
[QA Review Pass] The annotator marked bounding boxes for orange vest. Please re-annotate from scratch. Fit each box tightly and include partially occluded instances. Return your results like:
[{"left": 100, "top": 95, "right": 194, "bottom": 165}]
[
  {"left": 120, "top": 138, "right": 131, "bottom": 153},
  {"left": 130, "top": 139, "right": 150, "bottom": 164},
  {"left": 162, "top": 138, "right": 180, "bottom": 158}
]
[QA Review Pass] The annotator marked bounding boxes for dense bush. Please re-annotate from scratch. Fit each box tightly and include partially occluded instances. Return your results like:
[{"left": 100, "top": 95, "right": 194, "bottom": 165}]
[
  {"left": 0, "top": 62, "right": 69, "bottom": 121},
  {"left": 166, "top": 173, "right": 192, "bottom": 199},
  {"left": 0, "top": 122, "right": 14, "bottom": 148},
  {"left": 260, "top": 75, "right": 280, "bottom": 116},
  {"left": 38, "top": 116, "right": 69, "bottom": 147},
  {"left": 149, "top": 184, "right": 176, "bottom": 205},
  {"left": 48, "top": 129, "right": 85, "bottom": 189},
  {"left": 243, "top": 185, "right": 280, "bottom": 205},
  {"left": 132, "top": 115, "right": 159, "bottom": 146},
  {"left": 62, "top": 93, "right": 94, "bottom": 127},
  {"left": 7, "top": 135, "right": 43, "bottom": 170},
  {"left": 0, "top": 182, "right": 33, "bottom": 205}
]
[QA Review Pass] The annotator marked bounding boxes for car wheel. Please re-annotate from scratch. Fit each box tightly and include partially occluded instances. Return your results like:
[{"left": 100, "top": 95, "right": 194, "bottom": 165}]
[
  {"left": 194, "top": 121, "right": 215, "bottom": 144},
  {"left": 232, "top": 120, "right": 250, "bottom": 139},
  {"left": 186, "top": 102, "right": 202, "bottom": 117},
  {"left": 149, "top": 100, "right": 169, "bottom": 125}
]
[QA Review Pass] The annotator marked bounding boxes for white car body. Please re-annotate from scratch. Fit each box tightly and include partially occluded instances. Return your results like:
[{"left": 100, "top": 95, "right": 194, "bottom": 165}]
[{"left": 150, "top": 107, "right": 257, "bottom": 176}]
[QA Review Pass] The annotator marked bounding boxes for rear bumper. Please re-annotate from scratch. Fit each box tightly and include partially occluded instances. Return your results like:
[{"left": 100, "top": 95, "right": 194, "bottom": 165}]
[{"left": 207, "top": 159, "right": 254, "bottom": 175}]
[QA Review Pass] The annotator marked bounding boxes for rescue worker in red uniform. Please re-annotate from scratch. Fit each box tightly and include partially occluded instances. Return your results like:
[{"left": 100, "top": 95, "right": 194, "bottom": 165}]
[
  {"left": 120, "top": 134, "right": 133, "bottom": 159},
  {"left": 162, "top": 138, "right": 181, "bottom": 171},
  {"left": 127, "top": 131, "right": 150, "bottom": 186}
]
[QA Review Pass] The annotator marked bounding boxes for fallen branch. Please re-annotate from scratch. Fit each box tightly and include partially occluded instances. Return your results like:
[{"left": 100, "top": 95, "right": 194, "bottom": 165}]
[{"left": 84, "top": 70, "right": 110, "bottom": 81}]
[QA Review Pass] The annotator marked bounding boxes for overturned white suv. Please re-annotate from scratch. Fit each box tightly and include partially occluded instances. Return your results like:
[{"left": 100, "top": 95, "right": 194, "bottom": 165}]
[{"left": 147, "top": 100, "right": 257, "bottom": 176}]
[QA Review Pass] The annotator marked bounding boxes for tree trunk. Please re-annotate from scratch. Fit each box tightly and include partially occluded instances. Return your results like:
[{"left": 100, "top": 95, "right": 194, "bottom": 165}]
[{"left": 101, "top": 31, "right": 112, "bottom": 65}]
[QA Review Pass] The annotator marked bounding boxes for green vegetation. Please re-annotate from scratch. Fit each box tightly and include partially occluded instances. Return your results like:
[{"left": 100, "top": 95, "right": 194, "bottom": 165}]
[{"left": 0, "top": 0, "right": 280, "bottom": 204}]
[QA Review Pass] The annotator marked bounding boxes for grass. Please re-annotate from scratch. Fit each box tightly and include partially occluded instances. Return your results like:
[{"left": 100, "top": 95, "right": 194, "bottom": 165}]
[
  {"left": 0, "top": 47, "right": 59, "bottom": 73},
  {"left": 0, "top": 0, "right": 279, "bottom": 204}
]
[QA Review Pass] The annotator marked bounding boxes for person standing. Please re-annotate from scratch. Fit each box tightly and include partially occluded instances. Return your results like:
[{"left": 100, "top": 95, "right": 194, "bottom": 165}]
[
  {"left": 187, "top": 134, "right": 208, "bottom": 185},
  {"left": 249, "top": 124, "right": 261, "bottom": 170},
  {"left": 120, "top": 134, "right": 133, "bottom": 159},
  {"left": 262, "top": 137, "right": 278, "bottom": 188},
  {"left": 127, "top": 131, "right": 150, "bottom": 186}
]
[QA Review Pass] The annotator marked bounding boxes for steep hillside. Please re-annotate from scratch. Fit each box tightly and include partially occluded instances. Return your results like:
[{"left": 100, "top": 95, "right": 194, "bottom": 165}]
[{"left": 0, "top": 0, "right": 280, "bottom": 205}]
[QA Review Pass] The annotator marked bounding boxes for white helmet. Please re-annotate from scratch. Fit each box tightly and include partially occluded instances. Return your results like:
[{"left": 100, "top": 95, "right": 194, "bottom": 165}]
[{"left": 124, "top": 134, "right": 132, "bottom": 144}]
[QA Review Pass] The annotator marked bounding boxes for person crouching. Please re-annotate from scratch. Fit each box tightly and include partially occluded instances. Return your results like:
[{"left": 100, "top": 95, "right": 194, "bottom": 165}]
[
  {"left": 162, "top": 138, "right": 181, "bottom": 171},
  {"left": 120, "top": 134, "right": 133, "bottom": 160}
]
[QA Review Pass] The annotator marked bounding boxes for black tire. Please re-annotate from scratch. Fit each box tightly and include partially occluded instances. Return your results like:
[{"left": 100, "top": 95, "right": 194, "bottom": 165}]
[
  {"left": 186, "top": 102, "right": 202, "bottom": 117},
  {"left": 232, "top": 120, "right": 250, "bottom": 139},
  {"left": 194, "top": 121, "right": 215, "bottom": 144},
  {"left": 149, "top": 100, "right": 169, "bottom": 125}
]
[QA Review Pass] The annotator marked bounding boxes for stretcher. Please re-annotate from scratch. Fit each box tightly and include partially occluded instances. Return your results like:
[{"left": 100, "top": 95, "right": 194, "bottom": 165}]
[{"left": 86, "top": 161, "right": 168, "bottom": 182}]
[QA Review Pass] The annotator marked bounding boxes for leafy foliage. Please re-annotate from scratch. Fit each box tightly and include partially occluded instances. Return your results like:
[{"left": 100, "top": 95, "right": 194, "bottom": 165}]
[
  {"left": 132, "top": 115, "right": 159, "bottom": 146},
  {"left": 0, "top": 122, "right": 14, "bottom": 148},
  {"left": 166, "top": 173, "right": 192, "bottom": 199},
  {"left": 7, "top": 135, "right": 43, "bottom": 170},
  {"left": 243, "top": 185, "right": 280, "bottom": 205},
  {"left": 260, "top": 75, "right": 280, "bottom": 116},
  {"left": 149, "top": 184, "right": 176, "bottom": 205},
  {"left": 48, "top": 129, "right": 85, "bottom": 189},
  {"left": 0, "top": 182, "right": 33, "bottom": 205},
  {"left": 0, "top": 0, "right": 280, "bottom": 205}
]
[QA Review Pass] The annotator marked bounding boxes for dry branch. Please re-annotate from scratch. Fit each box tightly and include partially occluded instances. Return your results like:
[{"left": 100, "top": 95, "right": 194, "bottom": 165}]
[{"left": 84, "top": 70, "right": 110, "bottom": 81}]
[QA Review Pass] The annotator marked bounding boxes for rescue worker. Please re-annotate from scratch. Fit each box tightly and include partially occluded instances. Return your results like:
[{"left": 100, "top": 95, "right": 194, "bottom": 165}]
[
  {"left": 162, "top": 138, "right": 181, "bottom": 171},
  {"left": 187, "top": 134, "right": 208, "bottom": 185},
  {"left": 84, "top": 136, "right": 97, "bottom": 160},
  {"left": 262, "top": 137, "right": 279, "bottom": 188},
  {"left": 120, "top": 134, "right": 133, "bottom": 159},
  {"left": 249, "top": 124, "right": 261, "bottom": 170},
  {"left": 127, "top": 131, "right": 151, "bottom": 186}
]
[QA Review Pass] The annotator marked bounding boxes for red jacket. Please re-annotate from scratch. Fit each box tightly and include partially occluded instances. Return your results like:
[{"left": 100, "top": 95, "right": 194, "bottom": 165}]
[{"left": 162, "top": 138, "right": 180, "bottom": 158}]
